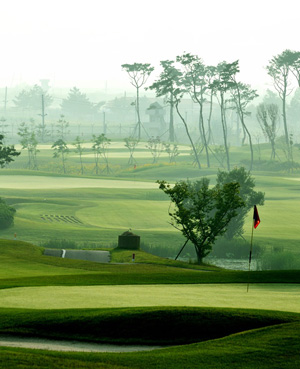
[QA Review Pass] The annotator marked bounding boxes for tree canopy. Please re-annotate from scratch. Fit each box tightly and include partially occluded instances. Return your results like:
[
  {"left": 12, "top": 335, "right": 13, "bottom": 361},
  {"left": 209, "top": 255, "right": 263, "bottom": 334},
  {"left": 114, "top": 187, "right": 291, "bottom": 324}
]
[
  {"left": 13, "top": 85, "right": 53, "bottom": 111},
  {"left": 0, "top": 198, "right": 16, "bottom": 229},
  {"left": 0, "top": 134, "right": 20, "bottom": 168},
  {"left": 216, "top": 167, "right": 265, "bottom": 240},
  {"left": 61, "top": 87, "right": 103, "bottom": 118},
  {"left": 158, "top": 177, "right": 245, "bottom": 264}
]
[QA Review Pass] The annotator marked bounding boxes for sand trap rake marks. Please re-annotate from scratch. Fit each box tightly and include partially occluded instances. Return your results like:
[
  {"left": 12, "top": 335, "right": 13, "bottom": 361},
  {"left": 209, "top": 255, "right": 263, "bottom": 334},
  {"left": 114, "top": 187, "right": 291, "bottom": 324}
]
[{"left": 40, "top": 215, "right": 83, "bottom": 224}]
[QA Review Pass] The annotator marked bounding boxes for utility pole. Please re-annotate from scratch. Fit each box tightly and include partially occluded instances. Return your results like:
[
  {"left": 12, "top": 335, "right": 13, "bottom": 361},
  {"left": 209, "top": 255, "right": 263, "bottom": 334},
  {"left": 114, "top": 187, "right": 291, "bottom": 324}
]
[{"left": 38, "top": 94, "right": 47, "bottom": 142}]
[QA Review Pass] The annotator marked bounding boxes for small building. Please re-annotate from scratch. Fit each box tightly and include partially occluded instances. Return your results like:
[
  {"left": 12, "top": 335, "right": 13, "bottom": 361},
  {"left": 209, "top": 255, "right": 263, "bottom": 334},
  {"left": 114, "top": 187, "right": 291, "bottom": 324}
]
[
  {"left": 118, "top": 231, "right": 140, "bottom": 250},
  {"left": 145, "top": 102, "right": 166, "bottom": 136}
]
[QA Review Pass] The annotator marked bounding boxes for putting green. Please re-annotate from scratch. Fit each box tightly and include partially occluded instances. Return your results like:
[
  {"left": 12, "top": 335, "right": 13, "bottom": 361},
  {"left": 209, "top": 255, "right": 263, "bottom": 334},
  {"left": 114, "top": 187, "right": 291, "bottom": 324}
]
[
  {"left": 0, "top": 175, "right": 158, "bottom": 189},
  {"left": 0, "top": 284, "right": 299, "bottom": 313}
]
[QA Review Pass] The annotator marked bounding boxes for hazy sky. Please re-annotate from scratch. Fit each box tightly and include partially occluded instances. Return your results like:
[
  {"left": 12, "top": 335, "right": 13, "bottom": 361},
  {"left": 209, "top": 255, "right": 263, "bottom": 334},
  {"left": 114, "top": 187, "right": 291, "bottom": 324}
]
[{"left": 1, "top": 0, "right": 299, "bottom": 94}]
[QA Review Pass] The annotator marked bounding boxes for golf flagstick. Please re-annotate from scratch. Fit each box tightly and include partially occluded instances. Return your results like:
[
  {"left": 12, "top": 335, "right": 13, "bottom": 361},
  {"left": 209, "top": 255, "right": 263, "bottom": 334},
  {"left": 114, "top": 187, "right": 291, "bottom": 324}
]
[{"left": 247, "top": 205, "right": 260, "bottom": 292}]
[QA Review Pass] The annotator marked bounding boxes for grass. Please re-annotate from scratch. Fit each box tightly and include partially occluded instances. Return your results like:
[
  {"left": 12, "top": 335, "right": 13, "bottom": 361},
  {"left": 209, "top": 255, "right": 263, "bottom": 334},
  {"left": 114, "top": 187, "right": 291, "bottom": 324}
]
[
  {"left": 1, "top": 144, "right": 300, "bottom": 367},
  {"left": 0, "top": 241, "right": 299, "bottom": 368},
  {"left": 1, "top": 170, "right": 300, "bottom": 259}
]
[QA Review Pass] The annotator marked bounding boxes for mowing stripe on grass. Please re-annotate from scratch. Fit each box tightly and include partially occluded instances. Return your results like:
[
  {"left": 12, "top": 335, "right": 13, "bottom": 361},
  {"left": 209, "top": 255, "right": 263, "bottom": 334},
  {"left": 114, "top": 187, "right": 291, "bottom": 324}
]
[
  {"left": 0, "top": 284, "right": 299, "bottom": 312},
  {"left": 0, "top": 176, "right": 158, "bottom": 189}
]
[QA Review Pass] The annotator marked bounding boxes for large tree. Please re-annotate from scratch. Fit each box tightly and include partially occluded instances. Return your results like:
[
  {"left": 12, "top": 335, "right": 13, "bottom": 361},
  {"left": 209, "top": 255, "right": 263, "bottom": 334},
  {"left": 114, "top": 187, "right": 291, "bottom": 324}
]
[
  {"left": 149, "top": 60, "right": 201, "bottom": 169},
  {"left": 230, "top": 77, "right": 258, "bottom": 170},
  {"left": 216, "top": 167, "right": 264, "bottom": 240},
  {"left": 210, "top": 61, "right": 237, "bottom": 171},
  {"left": 158, "top": 177, "right": 245, "bottom": 264},
  {"left": 13, "top": 85, "right": 53, "bottom": 111},
  {"left": 121, "top": 63, "right": 154, "bottom": 140},
  {"left": 177, "top": 53, "right": 210, "bottom": 168},
  {"left": 61, "top": 87, "right": 102, "bottom": 119},
  {"left": 266, "top": 49, "right": 300, "bottom": 160}
]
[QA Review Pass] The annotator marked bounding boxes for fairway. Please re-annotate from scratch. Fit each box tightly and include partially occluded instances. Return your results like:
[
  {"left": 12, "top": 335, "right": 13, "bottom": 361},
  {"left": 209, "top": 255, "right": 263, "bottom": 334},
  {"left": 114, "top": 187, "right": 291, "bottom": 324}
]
[
  {"left": 0, "top": 175, "right": 158, "bottom": 189},
  {"left": 1, "top": 284, "right": 299, "bottom": 313}
]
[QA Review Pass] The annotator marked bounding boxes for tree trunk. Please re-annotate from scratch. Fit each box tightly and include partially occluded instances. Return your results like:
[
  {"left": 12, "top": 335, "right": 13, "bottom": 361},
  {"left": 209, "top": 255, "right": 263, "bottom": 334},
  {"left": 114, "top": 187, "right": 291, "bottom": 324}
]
[
  {"left": 282, "top": 82, "right": 290, "bottom": 161},
  {"left": 175, "top": 103, "right": 201, "bottom": 169},
  {"left": 220, "top": 93, "right": 230, "bottom": 171},
  {"left": 136, "top": 87, "right": 141, "bottom": 140},
  {"left": 199, "top": 104, "right": 210, "bottom": 168},
  {"left": 169, "top": 95, "right": 175, "bottom": 142}
]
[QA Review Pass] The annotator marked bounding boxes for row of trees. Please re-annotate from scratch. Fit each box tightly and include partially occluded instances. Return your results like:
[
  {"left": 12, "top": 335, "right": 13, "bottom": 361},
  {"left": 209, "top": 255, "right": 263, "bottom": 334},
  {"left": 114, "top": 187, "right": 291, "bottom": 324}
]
[
  {"left": 12, "top": 86, "right": 103, "bottom": 119},
  {"left": 122, "top": 49, "right": 300, "bottom": 171}
]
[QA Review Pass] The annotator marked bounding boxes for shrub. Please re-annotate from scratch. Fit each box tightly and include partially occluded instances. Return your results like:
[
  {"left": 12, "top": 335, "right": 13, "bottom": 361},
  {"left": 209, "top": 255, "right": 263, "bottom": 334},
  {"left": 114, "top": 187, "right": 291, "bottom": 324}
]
[
  {"left": 209, "top": 237, "right": 264, "bottom": 259},
  {"left": 259, "top": 251, "right": 300, "bottom": 270},
  {"left": 0, "top": 198, "right": 16, "bottom": 229}
]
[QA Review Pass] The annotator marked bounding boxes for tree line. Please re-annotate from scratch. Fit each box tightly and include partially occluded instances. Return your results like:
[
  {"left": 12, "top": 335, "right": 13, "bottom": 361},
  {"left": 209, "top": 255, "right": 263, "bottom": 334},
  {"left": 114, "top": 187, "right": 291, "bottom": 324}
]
[{"left": 122, "top": 49, "right": 300, "bottom": 171}]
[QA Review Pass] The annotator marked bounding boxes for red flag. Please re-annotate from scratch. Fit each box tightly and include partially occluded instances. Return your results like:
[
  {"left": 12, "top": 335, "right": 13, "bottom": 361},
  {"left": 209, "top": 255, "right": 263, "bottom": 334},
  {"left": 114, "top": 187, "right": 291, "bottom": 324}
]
[{"left": 253, "top": 205, "right": 260, "bottom": 229}]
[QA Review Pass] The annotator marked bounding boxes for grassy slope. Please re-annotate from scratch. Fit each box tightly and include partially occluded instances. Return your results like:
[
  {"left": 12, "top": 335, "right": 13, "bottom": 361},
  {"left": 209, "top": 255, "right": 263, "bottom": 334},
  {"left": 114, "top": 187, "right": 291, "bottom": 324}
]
[
  {"left": 0, "top": 322, "right": 299, "bottom": 369},
  {"left": 1, "top": 240, "right": 300, "bottom": 290},
  {"left": 0, "top": 242, "right": 299, "bottom": 367}
]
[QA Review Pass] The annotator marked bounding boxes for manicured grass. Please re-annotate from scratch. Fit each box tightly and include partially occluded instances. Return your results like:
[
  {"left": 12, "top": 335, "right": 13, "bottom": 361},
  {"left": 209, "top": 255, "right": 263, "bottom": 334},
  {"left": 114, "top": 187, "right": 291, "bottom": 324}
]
[
  {"left": 0, "top": 169, "right": 300, "bottom": 258},
  {"left": 1, "top": 283, "right": 300, "bottom": 312}
]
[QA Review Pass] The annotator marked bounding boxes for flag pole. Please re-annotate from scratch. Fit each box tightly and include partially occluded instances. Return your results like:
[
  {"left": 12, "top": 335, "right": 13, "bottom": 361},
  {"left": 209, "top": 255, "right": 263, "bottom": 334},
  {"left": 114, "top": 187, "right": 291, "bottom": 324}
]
[
  {"left": 247, "top": 216, "right": 254, "bottom": 292},
  {"left": 247, "top": 205, "right": 260, "bottom": 292}
]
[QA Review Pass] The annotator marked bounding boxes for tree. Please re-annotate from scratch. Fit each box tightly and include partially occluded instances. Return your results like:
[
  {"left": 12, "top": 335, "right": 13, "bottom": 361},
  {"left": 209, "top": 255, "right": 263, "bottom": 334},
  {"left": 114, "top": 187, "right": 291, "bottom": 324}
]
[
  {"left": 56, "top": 115, "right": 70, "bottom": 140},
  {"left": 216, "top": 167, "right": 264, "bottom": 240},
  {"left": 163, "top": 142, "right": 179, "bottom": 163},
  {"left": 230, "top": 78, "right": 258, "bottom": 170},
  {"left": 73, "top": 136, "right": 85, "bottom": 175},
  {"left": 0, "top": 198, "right": 16, "bottom": 229},
  {"left": 13, "top": 85, "right": 53, "bottom": 111},
  {"left": 52, "top": 139, "right": 69, "bottom": 174},
  {"left": 158, "top": 178, "right": 245, "bottom": 264},
  {"left": 18, "top": 122, "right": 39, "bottom": 169},
  {"left": 124, "top": 136, "right": 139, "bottom": 165},
  {"left": 177, "top": 53, "right": 210, "bottom": 167},
  {"left": 266, "top": 50, "right": 300, "bottom": 160},
  {"left": 146, "top": 136, "right": 164, "bottom": 163},
  {"left": 121, "top": 63, "right": 154, "bottom": 140},
  {"left": 149, "top": 60, "right": 201, "bottom": 169},
  {"left": 61, "top": 87, "right": 102, "bottom": 119},
  {"left": 210, "top": 61, "right": 238, "bottom": 171},
  {"left": 0, "top": 134, "right": 20, "bottom": 167},
  {"left": 92, "top": 134, "right": 111, "bottom": 174},
  {"left": 257, "top": 103, "right": 279, "bottom": 160}
]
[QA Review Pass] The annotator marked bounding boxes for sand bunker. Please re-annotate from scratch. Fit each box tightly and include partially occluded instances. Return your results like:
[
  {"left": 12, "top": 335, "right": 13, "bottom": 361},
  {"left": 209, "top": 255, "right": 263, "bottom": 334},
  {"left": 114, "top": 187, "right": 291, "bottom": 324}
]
[{"left": 0, "top": 335, "right": 162, "bottom": 352}]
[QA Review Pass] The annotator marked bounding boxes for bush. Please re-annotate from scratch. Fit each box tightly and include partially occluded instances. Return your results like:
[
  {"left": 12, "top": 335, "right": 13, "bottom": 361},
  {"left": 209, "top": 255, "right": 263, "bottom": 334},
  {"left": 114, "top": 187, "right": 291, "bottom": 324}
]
[
  {"left": 259, "top": 251, "right": 300, "bottom": 270},
  {"left": 0, "top": 198, "right": 16, "bottom": 229},
  {"left": 209, "top": 237, "right": 264, "bottom": 259}
]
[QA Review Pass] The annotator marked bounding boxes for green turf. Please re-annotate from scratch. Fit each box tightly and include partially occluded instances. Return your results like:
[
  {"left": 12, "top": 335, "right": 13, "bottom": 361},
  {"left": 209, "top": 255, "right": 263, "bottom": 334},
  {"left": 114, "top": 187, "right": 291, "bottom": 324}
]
[{"left": 1, "top": 145, "right": 300, "bottom": 368}]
